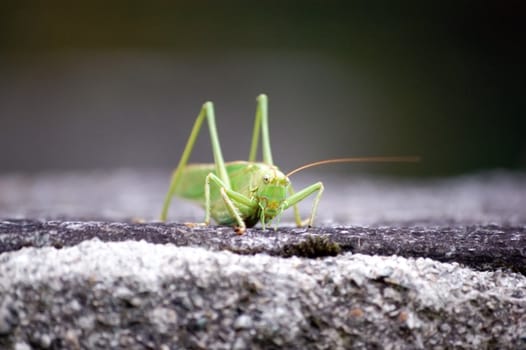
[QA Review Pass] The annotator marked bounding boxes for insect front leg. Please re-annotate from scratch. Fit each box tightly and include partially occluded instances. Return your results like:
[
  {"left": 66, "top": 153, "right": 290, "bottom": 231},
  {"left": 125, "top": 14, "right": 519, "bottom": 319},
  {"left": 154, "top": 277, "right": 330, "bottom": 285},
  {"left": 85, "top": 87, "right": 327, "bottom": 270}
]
[
  {"left": 283, "top": 182, "right": 324, "bottom": 227},
  {"left": 288, "top": 185, "right": 309, "bottom": 227},
  {"left": 205, "top": 173, "right": 257, "bottom": 234}
]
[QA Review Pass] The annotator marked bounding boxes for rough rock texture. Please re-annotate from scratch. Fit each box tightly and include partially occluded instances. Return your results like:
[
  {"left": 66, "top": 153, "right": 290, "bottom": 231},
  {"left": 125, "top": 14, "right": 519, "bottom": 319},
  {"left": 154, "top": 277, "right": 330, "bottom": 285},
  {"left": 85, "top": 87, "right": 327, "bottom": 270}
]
[
  {"left": 0, "top": 170, "right": 525, "bottom": 349},
  {"left": 1, "top": 240, "right": 525, "bottom": 349},
  {"left": 0, "top": 220, "right": 525, "bottom": 274}
]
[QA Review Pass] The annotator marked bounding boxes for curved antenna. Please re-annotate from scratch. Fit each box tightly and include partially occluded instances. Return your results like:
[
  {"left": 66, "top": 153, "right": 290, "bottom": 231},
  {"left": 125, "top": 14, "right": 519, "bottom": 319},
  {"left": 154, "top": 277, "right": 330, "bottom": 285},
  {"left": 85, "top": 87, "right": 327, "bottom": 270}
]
[{"left": 286, "top": 156, "right": 420, "bottom": 177}]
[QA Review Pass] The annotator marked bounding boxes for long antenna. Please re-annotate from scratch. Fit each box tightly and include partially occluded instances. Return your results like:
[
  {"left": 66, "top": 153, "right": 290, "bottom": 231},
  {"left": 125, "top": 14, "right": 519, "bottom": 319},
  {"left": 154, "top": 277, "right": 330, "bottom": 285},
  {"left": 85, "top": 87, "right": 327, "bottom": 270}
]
[{"left": 286, "top": 156, "right": 420, "bottom": 177}]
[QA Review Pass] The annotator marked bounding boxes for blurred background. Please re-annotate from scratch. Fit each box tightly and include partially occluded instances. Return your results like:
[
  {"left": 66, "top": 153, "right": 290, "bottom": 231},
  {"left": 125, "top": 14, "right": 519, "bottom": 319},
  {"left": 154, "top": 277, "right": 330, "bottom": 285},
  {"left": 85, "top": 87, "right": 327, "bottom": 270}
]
[{"left": 0, "top": 1, "right": 524, "bottom": 177}]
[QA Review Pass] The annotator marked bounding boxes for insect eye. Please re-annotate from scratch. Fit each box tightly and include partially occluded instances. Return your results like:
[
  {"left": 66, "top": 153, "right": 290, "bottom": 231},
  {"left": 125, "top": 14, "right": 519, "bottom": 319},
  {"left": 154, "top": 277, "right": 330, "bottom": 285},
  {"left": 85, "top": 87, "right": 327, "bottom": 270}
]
[{"left": 263, "top": 174, "right": 271, "bottom": 183}]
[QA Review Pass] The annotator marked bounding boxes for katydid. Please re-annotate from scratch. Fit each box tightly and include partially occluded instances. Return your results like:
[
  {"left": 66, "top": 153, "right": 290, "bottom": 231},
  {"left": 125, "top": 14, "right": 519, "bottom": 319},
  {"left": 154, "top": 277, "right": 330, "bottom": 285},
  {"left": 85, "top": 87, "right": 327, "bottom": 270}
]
[{"left": 160, "top": 94, "right": 418, "bottom": 234}]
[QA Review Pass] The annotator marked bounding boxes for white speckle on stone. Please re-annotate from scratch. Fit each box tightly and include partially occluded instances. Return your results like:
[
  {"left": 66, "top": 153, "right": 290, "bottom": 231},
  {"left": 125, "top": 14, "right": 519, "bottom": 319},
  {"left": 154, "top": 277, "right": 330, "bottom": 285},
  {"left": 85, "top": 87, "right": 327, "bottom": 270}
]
[
  {"left": 233, "top": 315, "right": 253, "bottom": 330},
  {"left": 232, "top": 336, "right": 247, "bottom": 349},
  {"left": 64, "top": 222, "right": 86, "bottom": 230},
  {"left": 404, "top": 311, "right": 422, "bottom": 330},
  {"left": 14, "top": 342, "right": 31, "bottom": 350},
  {"left": 39, "top": 334, "right": 52, "bottom": 348},
  {"left": 149, "top": 307, "right": 177, "bottom": 334},
  {"left": 77, "top": 315, "right": 95, "bottom": 330}
]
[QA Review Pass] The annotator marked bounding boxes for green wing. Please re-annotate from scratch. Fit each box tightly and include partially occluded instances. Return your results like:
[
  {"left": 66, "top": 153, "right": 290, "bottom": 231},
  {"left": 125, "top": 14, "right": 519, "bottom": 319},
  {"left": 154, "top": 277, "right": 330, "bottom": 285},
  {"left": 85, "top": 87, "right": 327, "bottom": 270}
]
[{"left": 174, "top": 161, "right": 255, "bottom": 204}]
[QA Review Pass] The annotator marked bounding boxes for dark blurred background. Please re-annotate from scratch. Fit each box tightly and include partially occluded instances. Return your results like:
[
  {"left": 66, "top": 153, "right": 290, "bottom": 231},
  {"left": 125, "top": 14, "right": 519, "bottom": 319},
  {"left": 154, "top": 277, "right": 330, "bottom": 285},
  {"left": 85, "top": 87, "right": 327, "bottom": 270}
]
[{"left": 0, "top": 1, "right": 524, "bottom": 177}]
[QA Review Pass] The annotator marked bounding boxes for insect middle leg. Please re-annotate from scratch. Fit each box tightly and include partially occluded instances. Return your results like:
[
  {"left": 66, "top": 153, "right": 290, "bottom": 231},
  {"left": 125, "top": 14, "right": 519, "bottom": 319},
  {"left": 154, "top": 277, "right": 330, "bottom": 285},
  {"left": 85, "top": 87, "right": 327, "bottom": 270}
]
[
  {"left": 283, "top": 182, "right": 325, "bottom": 227},
  {"left": 205, "top": 173, "right": 256, "bottom": 234}
]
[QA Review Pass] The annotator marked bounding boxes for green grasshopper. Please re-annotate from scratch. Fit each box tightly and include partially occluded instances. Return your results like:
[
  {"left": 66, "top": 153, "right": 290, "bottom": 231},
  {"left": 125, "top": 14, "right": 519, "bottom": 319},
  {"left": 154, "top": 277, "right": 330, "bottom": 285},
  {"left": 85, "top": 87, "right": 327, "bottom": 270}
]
[{"left": 160, "top": 94, "right": 417, "bottom": 234}]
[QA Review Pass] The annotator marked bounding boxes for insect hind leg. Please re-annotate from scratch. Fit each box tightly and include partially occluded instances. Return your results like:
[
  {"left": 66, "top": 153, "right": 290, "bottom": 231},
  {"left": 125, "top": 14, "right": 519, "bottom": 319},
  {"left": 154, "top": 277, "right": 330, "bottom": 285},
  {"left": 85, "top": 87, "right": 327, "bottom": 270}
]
[
  {"left": 160, "top": 101, "right": 230, "bottom": 221},
  {"left": 248, "top": 94, "right": 274, "bottom": 165}
]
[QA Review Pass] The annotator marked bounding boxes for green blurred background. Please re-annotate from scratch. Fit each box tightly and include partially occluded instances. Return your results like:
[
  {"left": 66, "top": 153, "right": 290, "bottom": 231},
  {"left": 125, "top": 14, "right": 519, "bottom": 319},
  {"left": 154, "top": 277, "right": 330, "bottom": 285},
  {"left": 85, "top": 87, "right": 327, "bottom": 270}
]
[{"left": 0, "top": 1, "right": 524, "bottom": 176}]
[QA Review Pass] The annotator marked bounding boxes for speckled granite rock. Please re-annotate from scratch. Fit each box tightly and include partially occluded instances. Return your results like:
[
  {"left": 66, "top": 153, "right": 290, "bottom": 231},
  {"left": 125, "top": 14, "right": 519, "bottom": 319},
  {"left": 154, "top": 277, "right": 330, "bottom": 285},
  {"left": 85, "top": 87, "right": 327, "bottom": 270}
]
[
  {"left": 1, "top": 240, "right": 525, "bottom": 349},
  {"left": 0, "top": 170, "right": 525, "bottom": 349},
  {"left": 1, "top": 220, "right": 525, "bottom": 274}
]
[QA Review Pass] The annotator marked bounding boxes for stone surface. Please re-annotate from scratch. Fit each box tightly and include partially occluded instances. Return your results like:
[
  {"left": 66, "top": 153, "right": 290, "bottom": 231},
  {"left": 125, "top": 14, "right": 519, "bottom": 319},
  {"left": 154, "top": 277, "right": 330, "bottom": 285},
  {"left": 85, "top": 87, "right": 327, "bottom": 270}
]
[
  {"left": 0, "top": 170, "right": 525, "bottom": 349},
  {"left": 0, "top": 220, "right": 525, "bottom": 274},
  {"left": 0, "top": 240, "right": 525, "bottom": 349}
]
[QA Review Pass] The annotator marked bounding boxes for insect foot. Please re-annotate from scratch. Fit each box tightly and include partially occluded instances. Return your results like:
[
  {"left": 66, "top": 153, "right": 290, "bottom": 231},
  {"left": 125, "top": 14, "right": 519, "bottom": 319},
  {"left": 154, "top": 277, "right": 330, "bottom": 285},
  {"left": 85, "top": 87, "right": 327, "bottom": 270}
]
[{"left": 235, "top": 226, "right": 246, "bottom": 235}]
